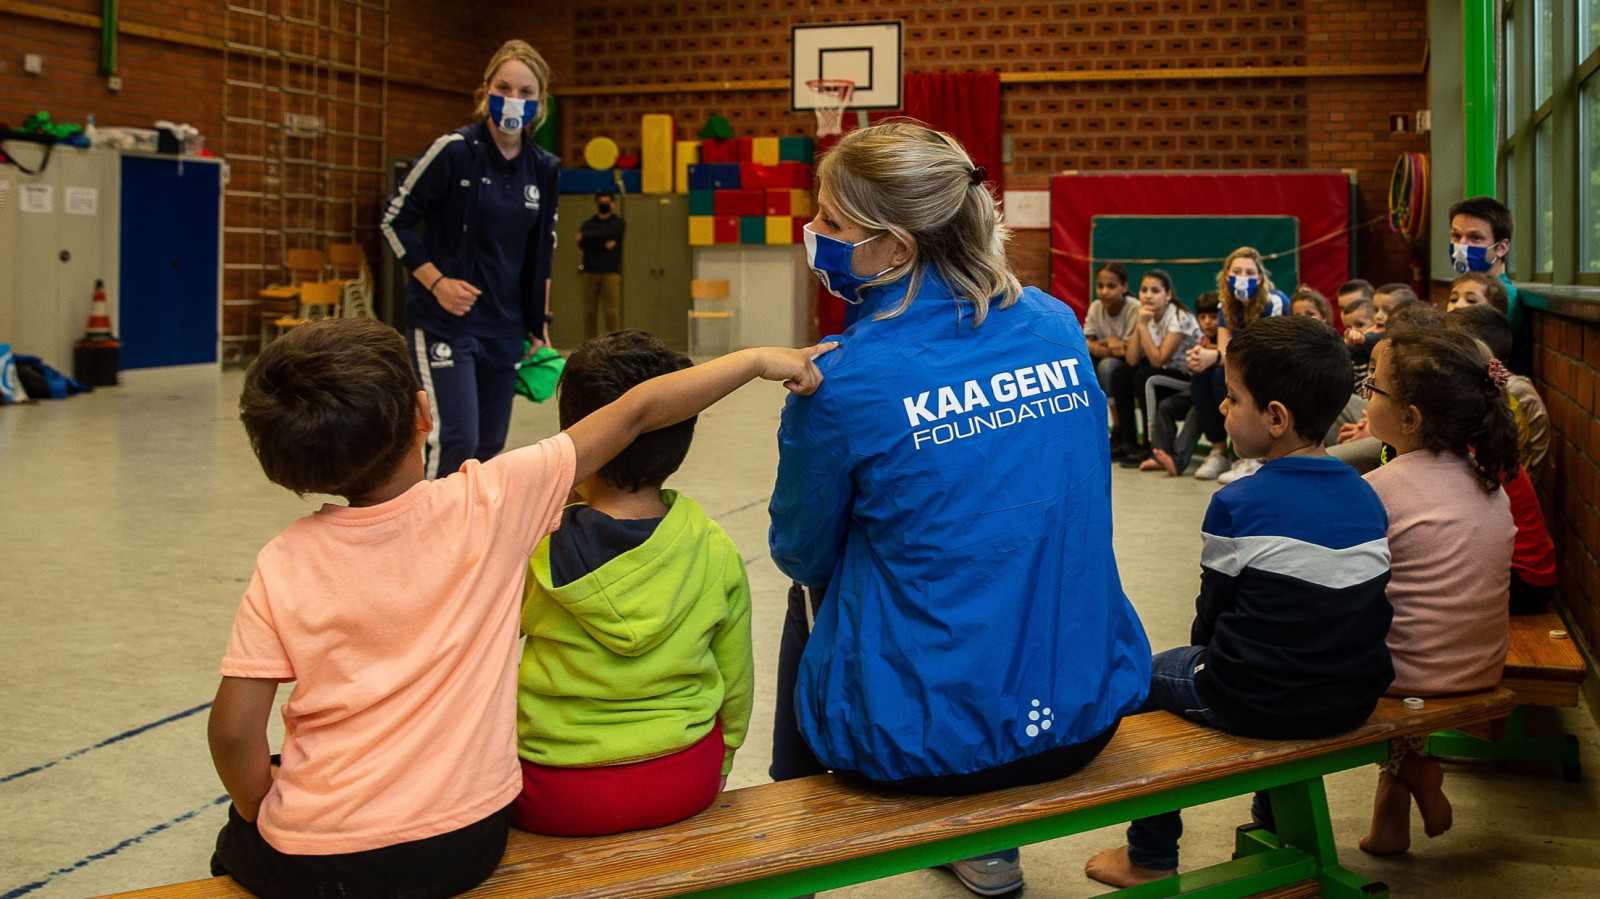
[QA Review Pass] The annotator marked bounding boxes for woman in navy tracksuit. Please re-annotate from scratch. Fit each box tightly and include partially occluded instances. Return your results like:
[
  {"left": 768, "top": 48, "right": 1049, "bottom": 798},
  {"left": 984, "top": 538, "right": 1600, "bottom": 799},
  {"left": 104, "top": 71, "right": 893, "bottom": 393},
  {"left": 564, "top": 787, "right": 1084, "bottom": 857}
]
[
  {"left": 768, "top": 123, "right": 1151, "bottom": 896},
  {"left": 381, "top": 39, "right": 560, "bottom": 478}
]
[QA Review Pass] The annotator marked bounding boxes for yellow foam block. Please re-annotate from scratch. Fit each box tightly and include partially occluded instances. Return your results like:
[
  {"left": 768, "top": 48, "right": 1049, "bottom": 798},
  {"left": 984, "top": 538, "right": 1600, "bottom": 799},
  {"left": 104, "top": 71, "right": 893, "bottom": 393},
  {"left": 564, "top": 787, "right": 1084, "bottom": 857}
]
[
  {"left": 641, "top": 114, "right": 675, "bottom": 194},
  {"left": 766, "top": 216, "right": 794, "bottom": 244},
  {"left": 789, "top": 189, "right": 815, "bottom": 218},
  {"left": 675, "top": 140, "right": 701, "bottom": 194},
  {"left": 751, "top": 137, "right": 780, "bottom": 166},
  {"left": 688, "top": 215, "right": 716, "bottom": 246}
]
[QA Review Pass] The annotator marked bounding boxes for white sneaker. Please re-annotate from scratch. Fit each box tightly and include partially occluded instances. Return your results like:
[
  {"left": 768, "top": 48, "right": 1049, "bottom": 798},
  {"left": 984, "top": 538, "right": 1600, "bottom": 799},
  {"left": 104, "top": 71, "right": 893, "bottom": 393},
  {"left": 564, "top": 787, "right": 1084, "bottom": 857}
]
[
  {"left": 1194, "top": 450, "right": 1231, "bottom": 480},
  {"left": 1217, "top": 457, "right": 1263, "bottom": 485}
]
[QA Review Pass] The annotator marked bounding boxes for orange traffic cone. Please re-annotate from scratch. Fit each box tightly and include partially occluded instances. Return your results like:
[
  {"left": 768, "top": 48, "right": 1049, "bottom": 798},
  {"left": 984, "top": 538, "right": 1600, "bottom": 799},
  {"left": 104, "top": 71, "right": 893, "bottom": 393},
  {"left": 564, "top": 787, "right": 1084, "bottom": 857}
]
[{"left": 84, "top": 279, "right": 117, "bottom": 344}]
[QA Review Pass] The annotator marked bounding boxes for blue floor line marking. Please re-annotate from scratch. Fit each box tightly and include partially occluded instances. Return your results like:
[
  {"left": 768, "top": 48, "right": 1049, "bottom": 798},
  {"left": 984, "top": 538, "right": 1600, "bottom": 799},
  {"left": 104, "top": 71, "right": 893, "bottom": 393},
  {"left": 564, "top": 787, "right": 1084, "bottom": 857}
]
[
  {"left": 0, "top": 794, "right": 229, "bottom": 899},
  {"left": 0, "top": 702, "right": 213, "bottom": 785}
]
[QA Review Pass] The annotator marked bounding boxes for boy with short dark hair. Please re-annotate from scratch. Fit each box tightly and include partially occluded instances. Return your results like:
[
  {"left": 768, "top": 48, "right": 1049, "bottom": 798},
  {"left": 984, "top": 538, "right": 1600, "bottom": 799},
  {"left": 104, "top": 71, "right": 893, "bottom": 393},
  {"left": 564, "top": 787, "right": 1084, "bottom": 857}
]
[
  {"left": 511, "top": 330, "right": 755, "bottom": 836},
  {"left": 1087, "top": 315, "right": 1394, "bottom": 887},
  {"left": 210, "top": 318, "right": 828, "bottom": 898}
]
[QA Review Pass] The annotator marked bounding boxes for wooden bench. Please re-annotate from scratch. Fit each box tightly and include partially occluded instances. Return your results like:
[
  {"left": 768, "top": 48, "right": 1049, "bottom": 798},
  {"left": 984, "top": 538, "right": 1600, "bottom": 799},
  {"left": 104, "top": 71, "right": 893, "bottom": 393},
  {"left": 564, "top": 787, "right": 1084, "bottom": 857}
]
[
  {"left": 1427, "top": 610, "right": 1589, "bottom": 781},
  {"left": 102, "top": 689, "right": 1513, "bottom": 899}
]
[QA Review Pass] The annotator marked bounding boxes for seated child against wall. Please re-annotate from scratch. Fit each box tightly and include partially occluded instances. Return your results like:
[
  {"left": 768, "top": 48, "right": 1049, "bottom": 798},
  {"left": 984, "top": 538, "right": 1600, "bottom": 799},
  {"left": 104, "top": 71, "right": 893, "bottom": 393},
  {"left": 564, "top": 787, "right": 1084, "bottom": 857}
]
[
  {"left": 1444, "top": 305, "right": 1557, "bottom": 614},
  {"left": 512, "top": 330, "right": 754, "bottom": 836},
  {"left": 1086, "top": 262, "right": 1141, "bottom": 458},
  {"left": 1085, "top": 316, "right": 1393, "bottom": 887},
  {"left": 1144, "top": 291, "right": 1220, "bottom": 476},
  {"left": 207, "top": 319, "right": 827, "bottom": 899},
  {"left": 1357, "top": 325, "right": 1517, "bottom": 855},
  {"left": 1290, "top": 284, "right": 1333, "bottom": 323},
  {"left": 1111, "top": 268, "right": 1203, "bottom": 467}
]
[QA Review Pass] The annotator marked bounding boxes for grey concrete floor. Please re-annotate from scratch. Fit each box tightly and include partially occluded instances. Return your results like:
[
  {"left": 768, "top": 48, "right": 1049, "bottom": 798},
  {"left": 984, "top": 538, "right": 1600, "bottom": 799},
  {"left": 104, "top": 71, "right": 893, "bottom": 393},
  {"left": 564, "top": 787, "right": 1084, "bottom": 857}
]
[{"left": 2, "top": 363, "right": 1598, "bottom": 898}]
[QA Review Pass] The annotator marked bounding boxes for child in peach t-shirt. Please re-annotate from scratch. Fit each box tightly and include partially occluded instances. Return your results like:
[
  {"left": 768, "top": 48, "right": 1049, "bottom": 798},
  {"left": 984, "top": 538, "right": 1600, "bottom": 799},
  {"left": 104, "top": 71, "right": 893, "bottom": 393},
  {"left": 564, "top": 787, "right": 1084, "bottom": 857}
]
[{"left": 208, "top": 319, "right": 830, "bottom": 899}]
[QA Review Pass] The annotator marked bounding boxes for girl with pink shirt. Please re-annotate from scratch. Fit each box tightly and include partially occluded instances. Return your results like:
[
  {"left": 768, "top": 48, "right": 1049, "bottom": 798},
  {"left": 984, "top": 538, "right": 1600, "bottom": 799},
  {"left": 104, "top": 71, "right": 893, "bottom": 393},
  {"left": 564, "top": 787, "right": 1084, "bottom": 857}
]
[{"left": 1357, "top": 325, "right": 1518, "bottom": 856}]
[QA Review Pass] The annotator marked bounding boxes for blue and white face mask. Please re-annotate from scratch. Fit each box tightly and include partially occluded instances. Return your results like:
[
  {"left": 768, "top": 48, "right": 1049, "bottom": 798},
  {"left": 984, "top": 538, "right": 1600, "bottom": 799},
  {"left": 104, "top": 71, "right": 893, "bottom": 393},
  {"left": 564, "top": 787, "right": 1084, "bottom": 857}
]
[
  {"left": 1228, "top": 275, "right": 1259, "bottom": 301},
  {"left": 487, "top": 94, "right": 537, "bottom": 134},
  {"left": 802, "top": 224, "right": 893, "bottom": 304},
  {"left": 1450, "top": 241, "right": 1501, "bottom": 274}
]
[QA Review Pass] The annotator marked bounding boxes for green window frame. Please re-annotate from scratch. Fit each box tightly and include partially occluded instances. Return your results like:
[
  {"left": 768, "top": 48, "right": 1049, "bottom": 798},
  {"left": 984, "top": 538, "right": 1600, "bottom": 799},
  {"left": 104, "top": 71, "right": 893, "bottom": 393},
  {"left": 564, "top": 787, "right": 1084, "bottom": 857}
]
[{"left": 1502, "top": 0, "right": 1600, "bottom": 284}]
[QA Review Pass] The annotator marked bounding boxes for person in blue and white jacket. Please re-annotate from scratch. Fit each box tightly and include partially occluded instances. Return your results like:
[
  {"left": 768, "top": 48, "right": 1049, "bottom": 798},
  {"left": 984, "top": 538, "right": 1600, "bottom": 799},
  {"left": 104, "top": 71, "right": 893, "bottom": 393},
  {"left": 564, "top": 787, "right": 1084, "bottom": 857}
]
[
  {"left": 768, "top": 122, "right": 1151, "bottom": 897},
  {"left": 381, "top": 39, "right": 560, "bottom": 478}
]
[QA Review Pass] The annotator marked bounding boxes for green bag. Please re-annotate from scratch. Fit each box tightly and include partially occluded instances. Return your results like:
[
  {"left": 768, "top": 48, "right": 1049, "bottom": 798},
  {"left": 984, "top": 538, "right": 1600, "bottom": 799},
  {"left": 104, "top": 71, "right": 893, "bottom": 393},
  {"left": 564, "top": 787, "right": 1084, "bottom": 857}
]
[{"left": 515, "top": 344, "right": 565, "bottom": 403}]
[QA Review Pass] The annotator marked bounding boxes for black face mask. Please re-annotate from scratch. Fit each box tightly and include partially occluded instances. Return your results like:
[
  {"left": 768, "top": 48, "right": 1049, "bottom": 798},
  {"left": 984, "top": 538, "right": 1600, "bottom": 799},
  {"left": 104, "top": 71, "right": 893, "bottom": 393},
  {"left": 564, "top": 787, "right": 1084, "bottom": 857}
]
[{"left": 598, "top": 202, "right": 613, "bottom": 215}]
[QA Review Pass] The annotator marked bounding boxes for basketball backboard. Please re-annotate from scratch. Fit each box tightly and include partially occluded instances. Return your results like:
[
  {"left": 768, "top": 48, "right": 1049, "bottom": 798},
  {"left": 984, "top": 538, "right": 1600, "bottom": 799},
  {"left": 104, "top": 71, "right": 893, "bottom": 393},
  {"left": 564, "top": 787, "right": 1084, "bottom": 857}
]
[{"left": 790, "top": 22, "right": 903, "bottom": 111}]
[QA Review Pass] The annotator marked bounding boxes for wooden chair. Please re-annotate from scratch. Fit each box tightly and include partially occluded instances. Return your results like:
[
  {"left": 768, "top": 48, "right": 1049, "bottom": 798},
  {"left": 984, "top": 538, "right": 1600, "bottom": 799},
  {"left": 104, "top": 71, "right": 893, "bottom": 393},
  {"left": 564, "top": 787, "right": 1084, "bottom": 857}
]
[
  {"left": 259, "top": 248, "right": 325, "bottom": 349},
  {"left": 273, "top": 280, "right": 344, "bottom": 338},
  {"left": 687, "top": 279, "right": 735, "bottom": 355}
]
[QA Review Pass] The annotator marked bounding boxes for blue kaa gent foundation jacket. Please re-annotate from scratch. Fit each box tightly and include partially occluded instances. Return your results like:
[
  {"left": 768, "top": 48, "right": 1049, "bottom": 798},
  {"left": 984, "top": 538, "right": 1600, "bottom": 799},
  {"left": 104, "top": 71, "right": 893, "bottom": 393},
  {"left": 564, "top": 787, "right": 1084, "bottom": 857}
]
[{"left": 769, "top": 267, "right": 1151, "bottom": 783}]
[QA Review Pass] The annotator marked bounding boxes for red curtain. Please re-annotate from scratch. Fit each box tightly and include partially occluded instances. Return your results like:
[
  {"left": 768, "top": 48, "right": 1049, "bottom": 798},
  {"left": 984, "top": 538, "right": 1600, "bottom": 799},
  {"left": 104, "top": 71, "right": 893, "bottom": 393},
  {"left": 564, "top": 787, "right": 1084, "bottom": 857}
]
[{"left": 903, "top": 71, "right": 1003, "bottom": 194}]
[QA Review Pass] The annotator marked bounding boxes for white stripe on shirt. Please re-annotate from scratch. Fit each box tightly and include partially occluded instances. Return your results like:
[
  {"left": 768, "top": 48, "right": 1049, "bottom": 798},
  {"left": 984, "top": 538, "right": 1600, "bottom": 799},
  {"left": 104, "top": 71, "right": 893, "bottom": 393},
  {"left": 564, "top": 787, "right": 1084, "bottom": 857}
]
[
  {"left": 381, "top": 133, "right": 465, "bottom": 259},
  {"left": 1201, "top": 533, "right": 1390, "bottom": 589}
]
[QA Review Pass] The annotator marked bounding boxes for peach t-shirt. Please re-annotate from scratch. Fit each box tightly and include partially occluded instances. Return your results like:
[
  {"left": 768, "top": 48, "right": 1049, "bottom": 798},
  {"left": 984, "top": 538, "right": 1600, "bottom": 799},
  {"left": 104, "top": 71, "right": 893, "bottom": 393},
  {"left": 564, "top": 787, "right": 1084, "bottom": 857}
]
[
  {"left": 222, "top": 433, "right": 575, "bottom": 855},
  {"left": 1365, "top": 449, "right": 1512, "bottom": 696}
]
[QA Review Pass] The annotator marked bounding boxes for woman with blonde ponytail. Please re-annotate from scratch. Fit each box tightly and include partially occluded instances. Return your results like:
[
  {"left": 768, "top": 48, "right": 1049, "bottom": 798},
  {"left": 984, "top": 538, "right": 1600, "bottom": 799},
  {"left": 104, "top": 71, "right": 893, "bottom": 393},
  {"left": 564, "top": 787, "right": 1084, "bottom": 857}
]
[{"left": 768, "top": 122, "right": 1151, "bottom": 896}]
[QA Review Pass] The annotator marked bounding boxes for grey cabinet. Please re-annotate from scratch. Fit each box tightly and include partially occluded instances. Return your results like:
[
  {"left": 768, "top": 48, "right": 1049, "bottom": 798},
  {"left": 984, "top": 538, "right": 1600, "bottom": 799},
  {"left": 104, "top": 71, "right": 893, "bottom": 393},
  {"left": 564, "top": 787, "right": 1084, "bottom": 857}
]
[{"left": 549, "top": 193, "right": 690, "bottom": 351}]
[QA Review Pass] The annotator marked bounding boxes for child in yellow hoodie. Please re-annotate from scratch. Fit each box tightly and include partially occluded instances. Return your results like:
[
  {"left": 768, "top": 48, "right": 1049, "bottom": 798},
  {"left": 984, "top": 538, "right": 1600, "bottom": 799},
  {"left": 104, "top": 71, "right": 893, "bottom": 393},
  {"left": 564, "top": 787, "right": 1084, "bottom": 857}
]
[{"left": 512, "top": 330, "right": 754, "bottom": 836}]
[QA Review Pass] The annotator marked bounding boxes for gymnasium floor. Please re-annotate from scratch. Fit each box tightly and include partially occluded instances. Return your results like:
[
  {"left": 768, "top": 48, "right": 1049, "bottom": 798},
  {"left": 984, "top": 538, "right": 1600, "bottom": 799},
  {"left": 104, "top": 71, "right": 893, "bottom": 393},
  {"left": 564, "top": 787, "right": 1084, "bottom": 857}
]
[{"left": 3, "top": 363, "right": 1598, "bottom": 899}]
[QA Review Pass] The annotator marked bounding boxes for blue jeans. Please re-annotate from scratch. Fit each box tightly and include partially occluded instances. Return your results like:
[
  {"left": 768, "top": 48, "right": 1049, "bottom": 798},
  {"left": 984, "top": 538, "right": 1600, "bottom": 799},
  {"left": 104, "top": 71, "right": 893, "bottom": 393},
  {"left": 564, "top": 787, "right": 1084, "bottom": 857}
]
[
  {"left": 1125, "top": 647, "right": 1273, "bottom": 871},
  {"left": 1096, "top": 356, "right": 1128, "bottom": 438},
  {"left": 1189, "top": 366, "right": 1228, "bottom": 444}
]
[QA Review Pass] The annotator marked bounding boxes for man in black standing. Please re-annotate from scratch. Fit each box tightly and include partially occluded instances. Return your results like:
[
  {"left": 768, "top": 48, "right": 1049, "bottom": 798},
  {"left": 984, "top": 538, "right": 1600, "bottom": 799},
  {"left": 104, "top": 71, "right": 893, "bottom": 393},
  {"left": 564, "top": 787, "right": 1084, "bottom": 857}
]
[{"left": 576, "top": 190, "right": 625, "bottom": 339}]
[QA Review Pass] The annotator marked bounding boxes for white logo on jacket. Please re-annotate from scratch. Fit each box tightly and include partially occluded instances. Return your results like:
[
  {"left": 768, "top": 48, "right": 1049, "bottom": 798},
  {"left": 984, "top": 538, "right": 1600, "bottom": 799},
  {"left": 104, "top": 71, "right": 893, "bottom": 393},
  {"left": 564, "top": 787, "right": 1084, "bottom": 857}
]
[
  {"left": 524, "top": 184, "right": 541, "bottom": 210},
  {"left": 429, "top": 342, "right": 455, "bottom": 369},
  {"left": 1025, "top": 699, "right": 1054, "bottom": 738},
  {"left": 901, "top": 358, "right": 1092, "bottom": 450}
]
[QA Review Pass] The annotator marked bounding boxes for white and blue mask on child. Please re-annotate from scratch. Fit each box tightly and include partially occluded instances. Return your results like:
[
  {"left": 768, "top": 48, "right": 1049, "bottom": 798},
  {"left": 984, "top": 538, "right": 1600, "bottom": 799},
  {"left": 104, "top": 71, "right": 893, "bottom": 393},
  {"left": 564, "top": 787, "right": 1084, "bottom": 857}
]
[
  {"left": 1228, "top": 275, "right": 1259, "bottom": 301},
  {"left": 1449, "top": 241, "right": 1503, "bottom": 274},
  {"left": 802, "top": 224, "right": 895, "bottom": 304},
  {"left": 487, "top": 94, "right": 537, "bottom": 134}
]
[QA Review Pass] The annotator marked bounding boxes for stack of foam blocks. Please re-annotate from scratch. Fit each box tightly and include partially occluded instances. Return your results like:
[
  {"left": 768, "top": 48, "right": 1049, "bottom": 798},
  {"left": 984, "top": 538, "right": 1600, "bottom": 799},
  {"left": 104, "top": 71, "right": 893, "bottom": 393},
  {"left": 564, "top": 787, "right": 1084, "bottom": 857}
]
[{"left": 683, "top": 136, "right": 815, "bottom": 246}]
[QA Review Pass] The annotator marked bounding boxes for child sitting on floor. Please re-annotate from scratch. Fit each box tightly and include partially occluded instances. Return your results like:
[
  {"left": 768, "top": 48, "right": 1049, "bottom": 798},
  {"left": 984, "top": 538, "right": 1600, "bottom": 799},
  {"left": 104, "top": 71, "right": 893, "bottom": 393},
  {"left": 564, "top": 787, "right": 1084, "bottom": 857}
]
[
  {"left": 1086, "top": 261, "right": 1140, "bottom": 458},
  {"left": 1086, "top": 316, "right": 1394, "bottom": 887},
  {"left": 207, "top": 319, "right": 828, "bottom": 899},
  {"left": 512, "top": 330, "right": 754, "bottom": 836},
  {"left": 1111, "top": 268, "right": 1202, "bottom": 468},
  {"left": 1357, "top": 325, "right": 1518, "bottom": 855}
]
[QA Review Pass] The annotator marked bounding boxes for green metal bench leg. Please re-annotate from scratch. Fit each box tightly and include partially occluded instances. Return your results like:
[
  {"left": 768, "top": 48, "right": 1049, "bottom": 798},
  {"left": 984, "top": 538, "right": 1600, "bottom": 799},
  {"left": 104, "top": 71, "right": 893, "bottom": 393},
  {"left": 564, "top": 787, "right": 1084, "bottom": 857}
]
[
  {"left": 1427, "top": 706, "right": 1582, "bottom": 782},
  {"left": 1237, "top": 779, "right": 1389, "bottom": 899}
]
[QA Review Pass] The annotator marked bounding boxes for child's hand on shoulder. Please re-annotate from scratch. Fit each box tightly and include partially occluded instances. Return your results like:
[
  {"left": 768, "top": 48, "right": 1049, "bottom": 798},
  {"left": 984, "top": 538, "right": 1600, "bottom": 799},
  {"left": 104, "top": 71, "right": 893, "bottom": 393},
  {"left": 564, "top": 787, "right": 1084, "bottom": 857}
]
[{"left": 755, "top": 342, "right": 838, "bottom": 395}]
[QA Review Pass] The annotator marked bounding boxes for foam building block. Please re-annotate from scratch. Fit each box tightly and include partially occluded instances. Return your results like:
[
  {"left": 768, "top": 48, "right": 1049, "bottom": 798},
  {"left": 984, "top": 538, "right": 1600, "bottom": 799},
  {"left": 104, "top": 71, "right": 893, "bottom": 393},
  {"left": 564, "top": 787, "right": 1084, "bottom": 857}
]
[
  {"left": 686, "top": 163, "right": 714, "bottom": 191},
  {"left": 778, "top": 136, "right": 815, "bottom": 163},
  {"left": 689, "top": 190, "right": 715, "bottom": 216},
  {"left": 792, "top": 218, "right": 809, "bottom": 243},
  {"left": 710, "top": 163, "right": 742, "bottom": 190},
  {"left": 714, "top": 189, "right": 765, "bottom": 217},
  {"left": 776, "top": 162, "right": 814, "bottom": 189},
  {"left": 641, "top": 114, "right": 675, "bottom": 194},
  {"left": 558, "top": 168, "right": 617, "bottom": 194},
  {"left": 751, "top": 137, "right": 780, "bottom": 166},
  {"left": 675, "top": 140, "right": 700, "bottom": 193},
  {"left": 619, "top": 169, "right": 642, "bottom": 193},
  {"left": 714, "top": 216, "right": 741, "bottom": 243},
  {"left": 789, "top": 189, "right": 815, "bottom": 217},
  {"left": 740, "top": 162, "right": 783, "bottom": 190},
  {"left": 740, "top": 216, "right": 766, "bottom": 244},
  {"left": 764, "top": 189, "right": 791, "bottom": 216},
  {"left": 701, "top": 139, "right": 737, "bottom": 164},
  {"left": 766, "top": 216, "right": 795, "bottom": 244},
  {"left": 733, "top": 137, "right": 754, "bottom": 162},
  {"left": 689, "top": 215, "right": 716, "bottom": 246}
]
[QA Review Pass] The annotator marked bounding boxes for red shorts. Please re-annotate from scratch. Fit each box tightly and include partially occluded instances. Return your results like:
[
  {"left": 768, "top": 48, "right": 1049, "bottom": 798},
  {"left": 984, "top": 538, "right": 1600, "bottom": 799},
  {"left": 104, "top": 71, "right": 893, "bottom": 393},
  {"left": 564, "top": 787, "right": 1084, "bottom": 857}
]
[{"left": 511, "top": 721, "right": 723, "bottom": 837}]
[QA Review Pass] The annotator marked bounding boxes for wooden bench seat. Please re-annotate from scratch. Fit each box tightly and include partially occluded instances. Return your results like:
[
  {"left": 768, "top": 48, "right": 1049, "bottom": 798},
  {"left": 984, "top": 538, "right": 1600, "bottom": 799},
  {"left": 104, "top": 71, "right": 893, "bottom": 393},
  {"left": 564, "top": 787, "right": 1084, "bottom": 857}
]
[
  {"left": 1427, "top": 610, "right": 1589, "bottom": 781},
  {"left": 102, "top": 689, "right": 1514, "bottom": 899}
]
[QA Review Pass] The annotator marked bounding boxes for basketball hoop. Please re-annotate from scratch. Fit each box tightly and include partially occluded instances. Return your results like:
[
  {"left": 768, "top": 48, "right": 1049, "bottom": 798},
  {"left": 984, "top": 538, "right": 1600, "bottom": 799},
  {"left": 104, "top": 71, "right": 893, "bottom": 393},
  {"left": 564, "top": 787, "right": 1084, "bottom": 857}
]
[{"left": 805, "top": 78, "right": 855, "bottom": 137}]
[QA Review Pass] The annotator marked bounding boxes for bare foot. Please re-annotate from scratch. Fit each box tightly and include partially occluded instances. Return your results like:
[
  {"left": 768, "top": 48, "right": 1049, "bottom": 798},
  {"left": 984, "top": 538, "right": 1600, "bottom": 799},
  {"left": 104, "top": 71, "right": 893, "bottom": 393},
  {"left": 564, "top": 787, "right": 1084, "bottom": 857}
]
[
  {"left": 1152, "top": 449, "right": 1179, "bottom": 477},
  {"left": 1359, "top": 771, "right": 1412, "bottom": 855},
  {"left": 1397, "top": 751, "right": 1453, "bottom": 838},
  {"left": 1084, "top": 846, "right": 1175, "bottom": 887}
]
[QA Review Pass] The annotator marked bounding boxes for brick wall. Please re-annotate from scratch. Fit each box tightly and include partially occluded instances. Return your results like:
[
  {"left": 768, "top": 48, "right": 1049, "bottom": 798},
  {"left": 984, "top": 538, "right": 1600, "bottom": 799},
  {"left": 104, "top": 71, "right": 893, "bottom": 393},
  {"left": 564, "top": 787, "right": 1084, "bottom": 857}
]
[
  {"left": 1531, "top": 309, "right": 1600, "bottom": 655},
  {"left": 556, "top": 0, "right": 1426, "bottom": 294}
]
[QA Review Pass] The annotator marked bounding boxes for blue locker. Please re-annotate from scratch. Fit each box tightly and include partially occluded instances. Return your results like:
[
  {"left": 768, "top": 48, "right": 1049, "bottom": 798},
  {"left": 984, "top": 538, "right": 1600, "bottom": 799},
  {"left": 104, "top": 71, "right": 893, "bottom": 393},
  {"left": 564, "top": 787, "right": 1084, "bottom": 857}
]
[{"left": 119, "top": 156, "right": 220, "bottom": 368}]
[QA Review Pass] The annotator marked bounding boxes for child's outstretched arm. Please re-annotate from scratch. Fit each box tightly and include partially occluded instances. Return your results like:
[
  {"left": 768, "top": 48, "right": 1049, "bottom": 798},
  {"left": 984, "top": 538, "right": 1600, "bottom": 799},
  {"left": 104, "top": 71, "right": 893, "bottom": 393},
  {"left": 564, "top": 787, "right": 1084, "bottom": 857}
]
[
  {"left": 208, "top": 676, "right": 280, "bottom": 821},
  {"left": 564, "top": 344, "right": 835, "bottom": 486}
]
